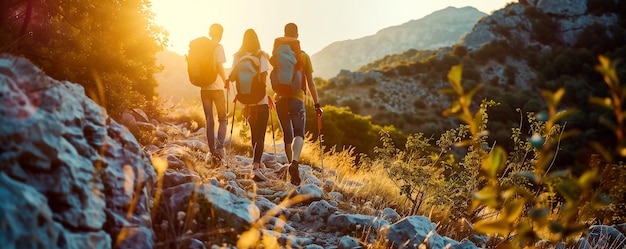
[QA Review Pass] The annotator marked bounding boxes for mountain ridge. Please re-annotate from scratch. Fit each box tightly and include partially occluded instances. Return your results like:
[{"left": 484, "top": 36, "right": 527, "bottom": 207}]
[{"left": 310, "top": 6, "right": 487, "bottom": 79}]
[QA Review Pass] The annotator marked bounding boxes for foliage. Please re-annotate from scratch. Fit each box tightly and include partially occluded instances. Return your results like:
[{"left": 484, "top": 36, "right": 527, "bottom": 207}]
[
  {"left": 452, "top": 45, "right": 468, "bottom": 58},
  {"left": 366, "top": 58, "right": 626, "bottom": 245},
  {"left": 376, "top": 132, "right": 445, "bottom": 215},
  {"left": 524, "top": 6, "right": 560, "bottom": 45},
  {"left": 439, "top": 63, "right": 617, "bottom": 248},
  {"left": 504, "top": 64, "right": 518, "bottom": 85},
  {"left": 358, "top": 48, "right": 434, "bottom": 73},
  {"left": 590, "top": 55, "right": 626, "bottom": 160},
  {"left": 472, "top": 39, "right": 509, "bottom": 64},
  {"left": 1, "top": 0, "right": 166, "bottom": 118},
  {"left": 305, "top": 104, "right": 405, "bottom": 156}
]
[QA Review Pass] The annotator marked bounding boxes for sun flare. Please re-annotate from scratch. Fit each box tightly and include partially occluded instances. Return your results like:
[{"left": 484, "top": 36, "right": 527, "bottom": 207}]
[
  {"left": 150, "top": 0, "right": 511, "bottom": 58},
  {"left": 150, "top": 0, "right": 283, "bottom": 57}
]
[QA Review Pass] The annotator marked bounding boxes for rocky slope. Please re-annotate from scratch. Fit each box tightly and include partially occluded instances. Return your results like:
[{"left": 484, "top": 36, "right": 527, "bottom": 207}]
[{"left": 310, "top": 6, "right": 487, "bottom": 79}]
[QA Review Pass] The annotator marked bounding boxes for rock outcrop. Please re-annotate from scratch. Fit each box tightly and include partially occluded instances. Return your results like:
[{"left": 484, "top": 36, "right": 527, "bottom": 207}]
[
  {"left": 0, "top": 54, "right": 156, "bottom": 249},
  {"left": 462, "top": 0, "right": 619, "bottom": 50}
]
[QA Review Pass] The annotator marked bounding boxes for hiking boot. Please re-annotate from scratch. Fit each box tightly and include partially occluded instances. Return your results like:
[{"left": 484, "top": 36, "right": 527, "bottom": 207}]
[
  {"left": 288, "top": 160, "right": 301, "bottom": 186},
  {"left": 252, "top": 168, "right": 270, "bottom": 182},
  {"left": 251, "top": 162, "right": 270, "bottom": 182},
  {"left": 211, "top": 153, "right": 223, "bottom": 167}
]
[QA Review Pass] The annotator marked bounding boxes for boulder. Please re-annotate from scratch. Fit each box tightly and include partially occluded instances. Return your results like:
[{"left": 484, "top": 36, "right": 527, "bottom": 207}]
[
  {"left": 383, "top": 216, "right": 444, "bottom": 249},
  {"left": 159, "top": 182, "right": 260, "bottom": 232},
  {"left": 584, "top": 225, "right": 626, "bottom": 249},
  {"left": 327, "top": 213, "right": 390, "bottom": 233}
]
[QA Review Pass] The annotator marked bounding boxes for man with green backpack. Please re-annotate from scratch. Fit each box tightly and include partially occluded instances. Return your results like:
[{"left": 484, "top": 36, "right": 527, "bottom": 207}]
[{"left": 270, "top": 23, "right": 323, "bottom": 186}]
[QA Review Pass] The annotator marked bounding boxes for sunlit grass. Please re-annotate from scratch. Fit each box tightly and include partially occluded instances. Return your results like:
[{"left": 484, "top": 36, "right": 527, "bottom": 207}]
[
  {"left": 298, "top": 137, "right": 410, "bottom": 215},
  {"left": 160, "top": 99, "right": 207, "bottom": 129}
]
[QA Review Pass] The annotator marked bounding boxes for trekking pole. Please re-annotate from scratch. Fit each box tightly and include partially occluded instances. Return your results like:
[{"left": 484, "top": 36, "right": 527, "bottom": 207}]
[
  {"left": 224, "top": 80, "right": 231, "bottom": 167},
  {"left": 228, "top": 99, "right": 237, "bottom": 168},
  {"left": 226, "top": 80, "right": 230, "bottom": 118},
  {"left": 317, "top": 114, "right": 325, "bottom": 182},
  {"left": 268, "top": 96, "right": 277, "bottom": 157}
]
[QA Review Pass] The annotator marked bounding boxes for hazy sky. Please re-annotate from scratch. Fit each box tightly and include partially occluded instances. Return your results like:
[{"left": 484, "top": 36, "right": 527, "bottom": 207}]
[{"left": 151, "top": 0, "right": 512, "bottom": 58}]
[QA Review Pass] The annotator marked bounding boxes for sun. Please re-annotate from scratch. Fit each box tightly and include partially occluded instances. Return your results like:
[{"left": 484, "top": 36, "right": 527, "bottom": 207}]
[
  {"left": 150, "top": 0, "right": 238, "bottom": 56},
  {"left": 149, "top": 0, "right": 284, "bottom": 58}
]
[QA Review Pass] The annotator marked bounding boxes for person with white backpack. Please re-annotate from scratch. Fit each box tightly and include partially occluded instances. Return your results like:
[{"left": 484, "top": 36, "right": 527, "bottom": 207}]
[{"left": 229, "top": 29, "right": 271, "bottom": 181}]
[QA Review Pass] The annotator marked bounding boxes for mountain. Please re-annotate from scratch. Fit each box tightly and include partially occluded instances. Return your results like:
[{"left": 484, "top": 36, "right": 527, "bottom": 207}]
[
  {"left": 310, "top": 6, "right": 487, "bottom": 79},
  {"left": 317, "top": 0, "right": 626, "bottom": 167}
]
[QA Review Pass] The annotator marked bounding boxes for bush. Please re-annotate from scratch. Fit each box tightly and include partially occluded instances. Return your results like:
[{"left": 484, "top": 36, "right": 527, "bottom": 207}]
[
  {"left": 504, "top": 64, "right": 518, "bottom": 85},
  {"left": 306, "top": 105, "right": 405, "bottom": 156}
]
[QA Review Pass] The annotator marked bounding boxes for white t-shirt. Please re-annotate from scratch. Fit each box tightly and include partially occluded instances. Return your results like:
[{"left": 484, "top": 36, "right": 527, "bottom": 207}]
[
  {"left": 231, "top": 51, "right": 270, "bottom": 105},
  {"left": 201, "top": 44, "right": 226, "bottom": 91}
]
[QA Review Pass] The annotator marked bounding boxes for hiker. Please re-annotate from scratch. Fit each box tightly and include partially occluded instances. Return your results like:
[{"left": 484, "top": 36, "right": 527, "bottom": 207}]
[
  {"left": 200, "top": 23, "right": 228, "bottom": 166},
  {"left": 270, "top": 23, "right": 322, "bottom": 186},
  {"left": 228, "top": 29, "right": 271, "bottom": 181}
]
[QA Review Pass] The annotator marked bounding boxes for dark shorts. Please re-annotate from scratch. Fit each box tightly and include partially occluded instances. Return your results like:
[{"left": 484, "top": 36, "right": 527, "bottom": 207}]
[{"left": 276, "top": 98, "right": 305, "bottom": 144}]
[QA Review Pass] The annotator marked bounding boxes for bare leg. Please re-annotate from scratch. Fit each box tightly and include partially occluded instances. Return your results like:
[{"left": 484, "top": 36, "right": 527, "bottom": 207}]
[{"left": 284, "top": 142, "right": 293, "bottom": 162}]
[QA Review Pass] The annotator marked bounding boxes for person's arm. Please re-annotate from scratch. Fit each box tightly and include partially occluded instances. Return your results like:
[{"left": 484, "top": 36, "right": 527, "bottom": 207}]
[
  {"left": 260, "top": 52, "right": 270, "bottom": 86},
  {"left": 217, "top": 63, "right": 227, "bottom": 82},
  {"left": 302, "top": 52, "right": 322, "bottom": 116},
  {"left": 306, "top": 73, "right": 318, "bottom": 104},
  {"left": 215, "top": 44, "right": 228, "bottom": 88},
  {"left": 227, "top": 54, "right": 239, "bottom": 83}
]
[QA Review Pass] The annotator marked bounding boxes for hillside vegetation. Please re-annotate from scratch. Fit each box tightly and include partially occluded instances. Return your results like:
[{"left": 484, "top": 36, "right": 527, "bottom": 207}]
[{"left": 316, "top": 1, "right": 626, "bottom": 171}]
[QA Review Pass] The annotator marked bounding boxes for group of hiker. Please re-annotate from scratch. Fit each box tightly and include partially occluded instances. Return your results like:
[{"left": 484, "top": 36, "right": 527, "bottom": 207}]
[{"left": 186, "top": 22, "right": 322, "bottom": 186}]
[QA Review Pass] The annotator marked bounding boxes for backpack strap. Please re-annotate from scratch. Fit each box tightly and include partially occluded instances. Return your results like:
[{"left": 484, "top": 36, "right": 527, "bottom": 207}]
[
  {"left": 228, "top": 52, "right": 261, "bottom": 81},
  {"left": 253, "top": 50, "right": 264, "bottom": 85}
]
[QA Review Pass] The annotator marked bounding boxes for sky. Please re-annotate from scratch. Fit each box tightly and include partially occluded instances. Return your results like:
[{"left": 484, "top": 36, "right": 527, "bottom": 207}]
[{"left": 150, "top": 0, "right": 513, "bottom": 59}]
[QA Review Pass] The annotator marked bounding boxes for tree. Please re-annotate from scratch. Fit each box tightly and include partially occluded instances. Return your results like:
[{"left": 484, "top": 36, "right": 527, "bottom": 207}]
[
  {"left": 305, "top": 105, "right": 405, "bottom": 156},
  {"left": 504, "top": 64, "right": 518, "bottom": 85},
  {"left": 452, "top": 45, "right": 468, "bottom": 58},
  {"left": 1, "top": 0, "right": 167, "bottom": 118}
]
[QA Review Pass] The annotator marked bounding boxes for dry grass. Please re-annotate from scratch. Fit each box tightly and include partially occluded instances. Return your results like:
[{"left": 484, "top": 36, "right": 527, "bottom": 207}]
[
  {"left": 298, "top": 138, "right": 410, "bottom": 215},
  {"left": 160, "top": 99, "right": 207, "bottom": 128}
]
